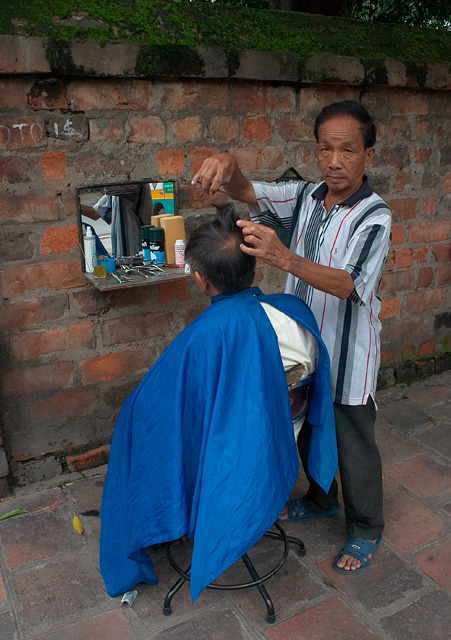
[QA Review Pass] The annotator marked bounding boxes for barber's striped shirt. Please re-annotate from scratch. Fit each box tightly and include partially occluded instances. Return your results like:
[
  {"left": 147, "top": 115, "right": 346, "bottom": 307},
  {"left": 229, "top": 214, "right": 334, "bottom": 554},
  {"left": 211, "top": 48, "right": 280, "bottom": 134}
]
[{"left": 250, "top": 178, "right": 392, "bottom": 406}]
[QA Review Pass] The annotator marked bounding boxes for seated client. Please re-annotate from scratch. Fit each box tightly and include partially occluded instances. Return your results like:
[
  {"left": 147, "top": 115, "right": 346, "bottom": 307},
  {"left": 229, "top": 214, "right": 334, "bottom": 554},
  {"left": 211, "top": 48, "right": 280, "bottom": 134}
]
[{"left": 100, "top": 206, "right": 337, "bottom": 602}]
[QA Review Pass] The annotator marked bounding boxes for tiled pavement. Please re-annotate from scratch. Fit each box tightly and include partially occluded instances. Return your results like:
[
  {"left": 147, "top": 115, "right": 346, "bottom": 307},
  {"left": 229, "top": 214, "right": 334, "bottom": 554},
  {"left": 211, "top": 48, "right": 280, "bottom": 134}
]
[{"left": 1, "top": 370, "right": 450, "bottom": 640}]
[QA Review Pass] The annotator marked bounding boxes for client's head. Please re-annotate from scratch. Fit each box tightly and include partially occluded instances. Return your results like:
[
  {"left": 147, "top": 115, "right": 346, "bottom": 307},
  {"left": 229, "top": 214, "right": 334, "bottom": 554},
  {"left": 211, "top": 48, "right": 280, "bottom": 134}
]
[{"left": 185, "top": 204, "right": 256, "bottom": 296}]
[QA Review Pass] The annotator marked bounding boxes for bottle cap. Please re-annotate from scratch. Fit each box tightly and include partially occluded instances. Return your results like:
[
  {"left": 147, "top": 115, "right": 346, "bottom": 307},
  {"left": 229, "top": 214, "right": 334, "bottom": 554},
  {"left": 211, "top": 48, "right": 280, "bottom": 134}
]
[
  {"left": 86, "top": 227, "right": 93, "bottom": 237},
  {"left": 175, "top": 239, "right": 184, "bottom": 244}
]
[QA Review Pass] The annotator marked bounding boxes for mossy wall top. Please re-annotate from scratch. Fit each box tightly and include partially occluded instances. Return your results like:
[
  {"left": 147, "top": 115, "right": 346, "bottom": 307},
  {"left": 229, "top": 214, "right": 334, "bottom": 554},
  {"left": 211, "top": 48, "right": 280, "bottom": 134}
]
[{"left": 1, "top": 0, "right": 450, "bottom": 65}]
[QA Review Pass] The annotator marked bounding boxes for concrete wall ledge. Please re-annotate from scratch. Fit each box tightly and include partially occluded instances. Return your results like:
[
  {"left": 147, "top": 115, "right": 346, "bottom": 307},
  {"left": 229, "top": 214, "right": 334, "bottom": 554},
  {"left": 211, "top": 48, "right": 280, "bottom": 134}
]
[{"left": 0, "top": 34, "right": 450, "bottom": 90}]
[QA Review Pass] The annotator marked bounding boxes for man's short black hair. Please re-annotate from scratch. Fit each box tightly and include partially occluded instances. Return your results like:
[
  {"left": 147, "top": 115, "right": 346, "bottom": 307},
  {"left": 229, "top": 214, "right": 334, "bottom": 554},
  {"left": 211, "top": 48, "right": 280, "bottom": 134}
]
[
  {"left": 185, "top": 205, "right": 256, "bottom": 294},
  {"left": 314, "top": 100, "right": 376, "bottom": 149}
]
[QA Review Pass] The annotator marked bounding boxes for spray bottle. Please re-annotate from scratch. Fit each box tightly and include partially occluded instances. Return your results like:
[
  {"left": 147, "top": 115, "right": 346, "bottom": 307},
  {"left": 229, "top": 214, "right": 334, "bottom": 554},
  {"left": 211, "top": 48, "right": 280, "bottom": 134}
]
[{"left": 83, "top": 227, "right": 96, "bottom": 273}]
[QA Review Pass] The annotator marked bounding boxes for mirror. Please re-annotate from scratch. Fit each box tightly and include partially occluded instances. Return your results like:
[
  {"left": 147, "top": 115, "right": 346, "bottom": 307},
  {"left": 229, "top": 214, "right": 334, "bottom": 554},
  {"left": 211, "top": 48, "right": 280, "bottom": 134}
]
[{"left": 76, "top": 180, "right": 177, "bottom": 268}]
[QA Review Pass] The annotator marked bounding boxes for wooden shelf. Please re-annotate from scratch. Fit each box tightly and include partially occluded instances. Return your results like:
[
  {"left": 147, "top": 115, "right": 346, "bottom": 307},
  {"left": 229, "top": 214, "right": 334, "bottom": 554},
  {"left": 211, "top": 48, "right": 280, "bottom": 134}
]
[{"left": 84, "top": 266, "right": 189, "bottom": 291}]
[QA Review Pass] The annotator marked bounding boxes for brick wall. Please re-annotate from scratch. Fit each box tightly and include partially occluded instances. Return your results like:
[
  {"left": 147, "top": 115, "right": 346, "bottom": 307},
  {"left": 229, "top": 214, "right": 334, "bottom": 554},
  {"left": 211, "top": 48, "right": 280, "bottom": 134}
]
[{"left": 0, "top": 39, "right": 450, "bottom": 488}]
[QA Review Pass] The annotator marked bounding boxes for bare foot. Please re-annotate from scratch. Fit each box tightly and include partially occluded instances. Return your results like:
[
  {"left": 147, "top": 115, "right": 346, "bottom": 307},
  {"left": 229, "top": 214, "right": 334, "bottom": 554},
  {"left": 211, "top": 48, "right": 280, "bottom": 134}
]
[{"left": 278, "top": 504, "right": 289, "bottom": 520}]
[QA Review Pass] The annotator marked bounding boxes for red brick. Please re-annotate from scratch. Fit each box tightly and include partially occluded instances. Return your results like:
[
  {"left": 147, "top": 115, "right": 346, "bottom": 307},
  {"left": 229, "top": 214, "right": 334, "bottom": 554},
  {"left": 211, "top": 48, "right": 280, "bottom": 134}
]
[
  {"left": 443, "top": 173, "right": 451, "bottom": 193},
  {"left": 66, "top": 445, "right": 110, "bottom": 472},
  {"left": 229, "top": 146, "right": 285, "bottom": 172},
  {"left": 386, "top": 455, "right": 451, "bottom": 497},
  {"left": 157, "top": 279, "right": 191, "bottom": 304},
  {"left": 437, "top": 264, "right": 451, "bottom": 285},
  {"left": 79, "top": 348, "right": 153, "bottom": 384},
  {"left": 422, "top": 197, "right": 436, "bottom": 215},
  {"left": 69, "top": 78, "right": 150, "bottom": 111},
  {"left": 412, "top": 246, "right": 429, "bottom": 263},
  {"left": 417, "top": 267, "right": 434, "bottom": 288},
  {"left": 178, "top": 182, "right": 212, "bottom": 210},
  {"left": 0, "top": 296, "right": 68, "bottom": 331},
  {"left": 128, "top": 115, "right": 165, "bottom": 143},
  {"left": 389, "top": 92, "right": 429, "bottom": 115},
  {"left": 10, "top": 322, "right": 94, "bottom": 360},
  {"left": 393, "top": 248, "right": 412, "bottom": 268},
  {"left": 409, "top": 221, "right": 451, "bottom": 243},
  {"left": 417, "top": 340, "right": 435, "bottom": 356},
  {"left": 0, "top": 116, "right": 45, "bottom": 149},
  {"left": 266, "top": 598, "right": 379, "bottom": 640},
  {"left": 2, "top": 259, "right": 86, "bottom": 298},
  {"left": 23, "top": 389, "right": 98, "bottom": 426},
  {"left": 207, "top": 116, "right": 238, "bottom": 143},
  {"left": 156, "top": 149, "right": 185, "bottom": 175},
  {"left": 414, "top": 148, "right": 432, "bottom": 164},
  {"left": 414, "top": 120, "right": 429, "bottom": 136},
  {"left": 406, "top": 288, "right": 445, "bottom": 313},
  {"left": 380, "top": 350, "right": 395, "bottom": 365},
  {"left": 35, "top": 611, "right": 132, "bottom": 640},
  {"left": 0, "top": 77, "right": 32, "bottom": 109},
  {"left": 163, "top": 82, "right": 228, "bottom": 110},
  {"left": 101, "top": 312, "right": 174, "bottom": 346},
  {"left": 27, "top": 78, "right": 68, "bottom": 111},
  {"left": 188, "top": 146, "right": 219, "bottom": 175},
  {"left": 385, "top": 117, "right": 409, "bottom": 143},
  {"left": 171, "top": 116, "right": 201, "bottom": 142},
  {"left": 0, "top": 157, "right": 32, "bottom": 183},
  {"left": 230, "top": 84, "right": 295, "bottom": 111},
  {"left": 1, "top": 361, "right": 73, "bottom": 397},
  {"left": 416, "top": 541, "right": 451, "bottom": 590},
  {"left": 390, "top": 224, "right": 405, "bottom": 245},
  {"left": 431, "top": 243, "right": 451, "bottom": 262},
  {"left": 0, "top": 194, "right": 58, "bottom": 223},
  {"left": 380, "top": 297, "right": 400, "bottom": 319},
  {"left": 384, "top": 493, "right": 445, "bottom": 551},
  {"left": 41, "top": 225, "right": 79, "bottom": 255},
  {"left": 302, "top": 85, "right": 359, "bottom": 113},
  {"left": 386, "top": 318, "right": 424, "bottom": 342},
  {"left": 275, "top": 116, "right": 311, "bottom": 142},
  {"left": 387, "top": 198, "right": 418, "bottom": 221},
  {"left": 244, "top": 115, "right": 271, "bottom": 141},
  {"left": 379, "top": 270, "right": 414, "bottom": 294},
  {"left": 182, "top": 303, "right": 209, "bottom": 327},
  {"left": 39, "top": 151, "right": 67, "bottom": 180},
  {"left": 380, "top": 146, "right": 410, "bottom": 169},
  {"left": 296, "top": 146, "right": 314, "bottom": 166},
  {"left": 88, "top": 117, "right": 124, "bottom": 141},
  {"left": 395, "top": 171, "right": 411, "bottom": 192}
]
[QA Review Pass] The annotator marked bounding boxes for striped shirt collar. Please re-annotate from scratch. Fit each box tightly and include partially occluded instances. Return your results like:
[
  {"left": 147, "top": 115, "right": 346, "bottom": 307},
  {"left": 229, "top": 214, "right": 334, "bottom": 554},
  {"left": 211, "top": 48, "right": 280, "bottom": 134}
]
[{"left": 311, "top": 175, "right": 373, "bottom": 207}]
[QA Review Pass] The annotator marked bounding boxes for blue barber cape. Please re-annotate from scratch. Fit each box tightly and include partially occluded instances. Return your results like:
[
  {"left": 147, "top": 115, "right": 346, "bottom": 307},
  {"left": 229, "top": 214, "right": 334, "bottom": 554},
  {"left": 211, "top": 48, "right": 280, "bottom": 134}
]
[{"left": 100, "top": 287, "right": 337, "bottom": 601}]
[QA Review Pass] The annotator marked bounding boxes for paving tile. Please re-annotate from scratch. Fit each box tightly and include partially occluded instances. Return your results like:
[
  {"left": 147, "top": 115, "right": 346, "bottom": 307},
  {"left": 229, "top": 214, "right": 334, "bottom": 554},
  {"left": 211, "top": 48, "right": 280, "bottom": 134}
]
[
  {"left": 153, "top": 607, "right": 249, "bottom": 640},
  {"left": 380, "top": 590, "right": 451, "bottom": 640},
  {"left": 378, "top": 399, "right": 431, "bottom": 433},
  {"left": 376, "top": 424, "right": 420, "bottom": 466},
  {"left": 131, "top": 540, "right": 224, "bottom": 623},
  {"left": 384, "top": 455, "right": 451, "bottom": 497},
  {"left": 0, "top": 508, "right": 84, "bottom": 569},
  {"left": 224, "top": 541, "right": 327, "bottom": 621},
  {"left": 415, "top": 540, "right": 451, "bottom": 590},
  {"left": 0, "top": 611, "right": 16, "bottom": 640},
  {"left": 281, "top": 512, "right": 347, "bottom": 563},
  {"left": 65, "top": 475, "right": 105, "bottom": 514},
  {"left": 265, "top": 598, "right": 381, "bottom": 640},
  {"left": 32, "top": 610, "right": 132, "bottom": 640},
  {"left": 383, "top": 494, "right": 446, "bottom": 551},
  {"left": 0, "top": 487, "right": 67, "bottom": 516},
  {"left": 0, "top": 570, "right": 7, "bottom": 603},
  {"left": 409, "top": 385, "right": 451, "bottom": 405},
  {"left": 12, "top": 554, "right": 108, "bottom": 632},
  {"left": 317, "top": 545, "right": 426, "bottom": 611},
  {"left": 414, "top": 423, "right": 451, "bottom": 459}
]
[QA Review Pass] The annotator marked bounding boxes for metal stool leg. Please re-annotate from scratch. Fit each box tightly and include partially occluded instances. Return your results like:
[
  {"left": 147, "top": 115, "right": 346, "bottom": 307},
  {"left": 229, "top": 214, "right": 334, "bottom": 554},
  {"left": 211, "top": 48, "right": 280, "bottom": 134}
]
[
  {"left": 263, "top": 530, "right": 306, "bottom": 556},
  {"left": 241, "top": 553, "right": 276, "bottom": 624},
  {"left": 163, "top": 565, "right": 191, "bottom": 615}
]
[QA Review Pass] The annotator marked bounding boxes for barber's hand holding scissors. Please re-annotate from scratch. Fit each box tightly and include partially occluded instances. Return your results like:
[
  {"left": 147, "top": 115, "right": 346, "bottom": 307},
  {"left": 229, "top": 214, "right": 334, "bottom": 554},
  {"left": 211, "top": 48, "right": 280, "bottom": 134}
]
[
  {"left": 191, "top": 153, "right": 238, "bottom": 194},
  {"left": 237, "top": 220, "right": 292, "bottom": 272}
]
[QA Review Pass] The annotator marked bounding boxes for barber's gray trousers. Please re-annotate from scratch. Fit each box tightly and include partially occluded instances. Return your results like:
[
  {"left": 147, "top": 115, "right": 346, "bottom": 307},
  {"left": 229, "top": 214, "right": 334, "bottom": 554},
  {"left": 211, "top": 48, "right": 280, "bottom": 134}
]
[{"left": 297, "top": 397, "right": 384, "bottom": 540}]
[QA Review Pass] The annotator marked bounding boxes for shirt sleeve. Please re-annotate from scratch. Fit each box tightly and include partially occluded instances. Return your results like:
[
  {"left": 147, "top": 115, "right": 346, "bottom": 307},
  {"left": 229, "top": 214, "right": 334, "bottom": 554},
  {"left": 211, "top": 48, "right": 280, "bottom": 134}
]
[
  {"left": 342, "top": 207, "right": 392, "bottom": 306},
  {"left": 249, "top": 181, "right": 302, "bottom": 232},
  {"left": 93, "top": 194, "right": 113, "bottom": 225}
]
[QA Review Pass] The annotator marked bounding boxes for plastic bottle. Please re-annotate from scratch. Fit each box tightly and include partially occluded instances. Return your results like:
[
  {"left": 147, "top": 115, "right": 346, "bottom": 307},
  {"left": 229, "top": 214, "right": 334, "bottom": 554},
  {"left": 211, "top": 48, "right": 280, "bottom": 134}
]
[
  {"left": 83, "top": 227, "right": 96, "bottom": 273},
  {"left": 175, "top": 239, "right": 185, "bottom": 266}
]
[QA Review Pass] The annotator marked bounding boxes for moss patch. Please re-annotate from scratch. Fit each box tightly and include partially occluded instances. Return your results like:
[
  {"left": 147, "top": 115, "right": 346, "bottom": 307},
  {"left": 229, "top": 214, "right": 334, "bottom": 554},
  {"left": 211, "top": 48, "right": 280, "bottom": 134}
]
[
  {"left": 1, "top": 0, "right": 450, "bottom": 64},
  {"left": 136, "top": 45, "right": 204, "bottom": 77}
]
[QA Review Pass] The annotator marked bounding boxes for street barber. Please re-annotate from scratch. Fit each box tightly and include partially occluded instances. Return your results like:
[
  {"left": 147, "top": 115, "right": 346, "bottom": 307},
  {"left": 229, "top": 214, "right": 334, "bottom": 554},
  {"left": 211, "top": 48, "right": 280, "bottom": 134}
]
[{"left": 192, "top": 100, "right": 392, "bottom": 574}]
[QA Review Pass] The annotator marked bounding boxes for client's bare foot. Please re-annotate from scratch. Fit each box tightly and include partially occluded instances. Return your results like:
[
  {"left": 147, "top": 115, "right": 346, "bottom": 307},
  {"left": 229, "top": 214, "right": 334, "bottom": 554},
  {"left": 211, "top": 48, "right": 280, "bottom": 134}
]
[{"left": 278, "top": 504, "right": 289, "bottom": 520}]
